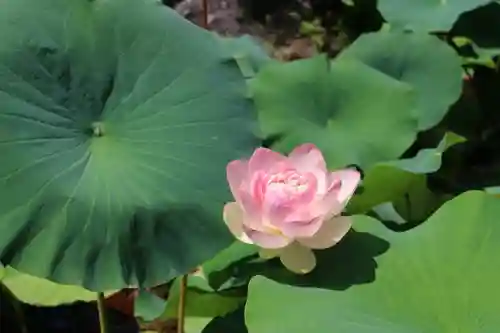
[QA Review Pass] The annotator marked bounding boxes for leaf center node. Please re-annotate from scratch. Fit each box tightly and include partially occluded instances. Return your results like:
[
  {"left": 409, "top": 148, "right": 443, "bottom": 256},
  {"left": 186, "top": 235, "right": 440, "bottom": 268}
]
[{"left": 91, "top": 122, "right": 105, "bottom": 137}]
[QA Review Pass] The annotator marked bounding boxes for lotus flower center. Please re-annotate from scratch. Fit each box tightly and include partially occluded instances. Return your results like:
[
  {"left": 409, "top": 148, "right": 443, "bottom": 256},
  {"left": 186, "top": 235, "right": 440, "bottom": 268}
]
[{"left": 266, "top": 171, "right": 310, "bottom": 204}]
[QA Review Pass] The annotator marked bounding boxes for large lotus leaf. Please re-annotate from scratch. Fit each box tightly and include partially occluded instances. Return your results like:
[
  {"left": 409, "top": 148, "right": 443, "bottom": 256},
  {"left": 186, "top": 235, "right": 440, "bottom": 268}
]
[
  {"left": 339, "top": 31, "right": 463, "bottom": 130},
  {"left": 246, "top": 191, "right": 500, "bottom": 332},
  {"left": 377, "top": 0, "right": 490, "bottom": 32},
  {"left": 252, "top": 55, "right": 418, "bottom": 170},
  {"left": 0, "top": 0, "right": 259, "bottom": 291}
]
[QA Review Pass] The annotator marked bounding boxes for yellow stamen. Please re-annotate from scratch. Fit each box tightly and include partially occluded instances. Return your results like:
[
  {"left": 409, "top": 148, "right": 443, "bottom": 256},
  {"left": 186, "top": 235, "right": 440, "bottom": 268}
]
[{"left": 265, "top": 225, "right": 284, "bottom": 236}]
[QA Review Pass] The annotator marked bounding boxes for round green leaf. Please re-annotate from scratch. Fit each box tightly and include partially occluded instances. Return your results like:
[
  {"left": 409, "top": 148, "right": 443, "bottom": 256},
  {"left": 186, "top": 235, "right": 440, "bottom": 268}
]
[
  {"left": 377, "top": 0, "right": 490, "bottom": 32},
  {"left": 339, "top": 31, "right": 463, "bottom": 130},
  {"left": 0, "top": 266, "right": 115, "bottom": 306},
  {"left": 252, "top": 55, "right": 418, "bottom": 169},
  {"left": 246, "top": 191, "right": 500, "bottom": 332},
  {"left": 0, "top": 0, "right": 258, "bottom": 290}
]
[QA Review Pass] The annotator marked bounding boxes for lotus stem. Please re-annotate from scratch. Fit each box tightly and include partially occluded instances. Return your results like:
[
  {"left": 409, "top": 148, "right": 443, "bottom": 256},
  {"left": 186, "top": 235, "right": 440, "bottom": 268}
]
[
  {"left": 177, "top": 275, "right": 188, "bottom": 333},
  {"left": 97, "top": 292, "right": 108, "bottom": 333},
  {"left": 202, "top": 0, "right": 208, "bottom": 29}
]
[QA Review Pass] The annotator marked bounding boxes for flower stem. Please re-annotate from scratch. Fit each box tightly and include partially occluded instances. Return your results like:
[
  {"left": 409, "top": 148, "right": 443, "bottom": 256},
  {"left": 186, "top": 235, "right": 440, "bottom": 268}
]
[
  {"left": 97, "top": 292, "right": 108, "bottom": 333},
  {"left": 202, "top": 0, "right": 208, "bottom": 29},
  {"left": 177, "top": 275, "right": 188, "bottom": 333}
]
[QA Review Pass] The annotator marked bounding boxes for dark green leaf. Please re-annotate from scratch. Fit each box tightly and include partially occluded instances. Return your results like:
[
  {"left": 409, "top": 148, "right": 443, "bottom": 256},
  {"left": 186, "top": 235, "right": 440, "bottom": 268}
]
[{"left": 0, "top": 0, "right": 259, "bottom": 291}]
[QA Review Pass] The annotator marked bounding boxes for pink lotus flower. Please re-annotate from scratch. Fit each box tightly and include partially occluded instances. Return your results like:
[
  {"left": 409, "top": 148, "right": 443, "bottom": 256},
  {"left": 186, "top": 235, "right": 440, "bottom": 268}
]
[{"left": 223, "top": 143, "right": 361, "bottom": 274}]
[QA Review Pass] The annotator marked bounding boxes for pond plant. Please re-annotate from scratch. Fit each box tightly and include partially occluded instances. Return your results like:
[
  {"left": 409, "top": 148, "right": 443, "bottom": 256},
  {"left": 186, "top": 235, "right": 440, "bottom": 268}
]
[{"left": 0, "top": 0, "right": 500, "bottom": 332}]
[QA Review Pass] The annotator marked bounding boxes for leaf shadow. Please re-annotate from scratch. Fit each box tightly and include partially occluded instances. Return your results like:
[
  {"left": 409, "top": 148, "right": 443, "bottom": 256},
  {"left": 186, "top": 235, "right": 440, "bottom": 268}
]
[
  {"left": 205, "top": 253, "right": 259, "bottom": 291},
  {"left": 238, "top": 230, "right": 390, "bottom": 291}
]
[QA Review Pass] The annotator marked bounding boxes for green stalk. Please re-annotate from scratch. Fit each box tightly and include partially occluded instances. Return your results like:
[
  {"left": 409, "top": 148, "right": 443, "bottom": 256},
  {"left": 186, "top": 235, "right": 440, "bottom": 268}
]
[
  {"left": 177, "top": 275, "right": 188, "bottom": 333},
  {"left": 96, "top": 292, "right": 108, "bottom": 333}
]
